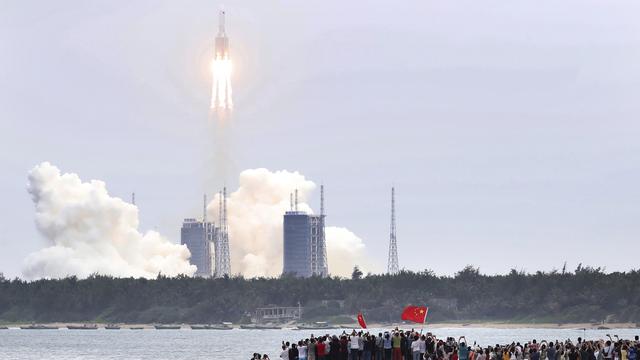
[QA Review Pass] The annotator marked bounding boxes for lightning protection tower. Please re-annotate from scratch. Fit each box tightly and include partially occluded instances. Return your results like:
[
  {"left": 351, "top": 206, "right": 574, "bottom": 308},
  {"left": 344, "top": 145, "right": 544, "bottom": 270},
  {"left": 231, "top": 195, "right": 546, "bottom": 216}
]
[{"left": 387, "top": 187, "right": 399, "bottom": 275}]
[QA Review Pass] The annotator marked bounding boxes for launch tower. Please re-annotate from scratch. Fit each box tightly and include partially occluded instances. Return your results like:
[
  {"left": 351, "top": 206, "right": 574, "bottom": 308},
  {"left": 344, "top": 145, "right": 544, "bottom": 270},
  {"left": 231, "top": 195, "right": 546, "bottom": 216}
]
[{"left": 214, "top": 187, "right": 231, "bottom": 277}]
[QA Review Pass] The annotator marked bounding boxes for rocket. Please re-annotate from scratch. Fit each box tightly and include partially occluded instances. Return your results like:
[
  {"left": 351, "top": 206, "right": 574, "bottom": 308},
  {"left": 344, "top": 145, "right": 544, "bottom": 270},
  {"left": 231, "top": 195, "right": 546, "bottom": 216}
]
[
  {"left": 215, "top": 11, "right": 229, "bottom": 60},
  {"left": 211, "top": 10, "right": 232, "bottom": 111}
]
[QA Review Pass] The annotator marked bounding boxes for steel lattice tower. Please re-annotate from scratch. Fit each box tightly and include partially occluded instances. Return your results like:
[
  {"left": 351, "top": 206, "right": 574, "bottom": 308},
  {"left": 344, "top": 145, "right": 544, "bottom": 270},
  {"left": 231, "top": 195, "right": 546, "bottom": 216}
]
[
  {"left": 387, "top": 187, "right": 399, "bottom": 274},
  {"left": 215, "top": 188, "right": 231, "bottom": 277},
  {"left": 320, "top": 185, "right": 328, "bottom": 276}
]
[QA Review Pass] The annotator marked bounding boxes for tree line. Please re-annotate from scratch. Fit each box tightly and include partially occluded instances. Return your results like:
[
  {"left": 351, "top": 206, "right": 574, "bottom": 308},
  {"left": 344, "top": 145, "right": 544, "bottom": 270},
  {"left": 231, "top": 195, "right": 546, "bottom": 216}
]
[{"left": 1, "top": 265, "right": 639, "bottom": 324}]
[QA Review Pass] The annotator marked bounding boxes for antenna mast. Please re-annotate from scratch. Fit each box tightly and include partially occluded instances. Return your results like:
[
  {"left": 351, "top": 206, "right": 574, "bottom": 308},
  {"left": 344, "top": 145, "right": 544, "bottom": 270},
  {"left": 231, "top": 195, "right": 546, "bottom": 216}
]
[
  {"left": 203, "top": 194, "right": 207, "bottom": 222},
  {"left": 387, "top": 187, "right": 399, "bottom": 275},
  {"left": 320, "top": 185, "right": 324, "bottom": 216}
]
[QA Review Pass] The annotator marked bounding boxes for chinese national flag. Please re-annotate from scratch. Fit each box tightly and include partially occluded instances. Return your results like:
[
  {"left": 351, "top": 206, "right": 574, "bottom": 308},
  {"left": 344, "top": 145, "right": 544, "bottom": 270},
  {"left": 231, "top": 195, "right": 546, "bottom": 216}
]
[
  {"left": 357, "top": 312, "right": 367, "bottom": 329},
  {"left": 400, "top": 306, "right": 428, "bottom": 324}
]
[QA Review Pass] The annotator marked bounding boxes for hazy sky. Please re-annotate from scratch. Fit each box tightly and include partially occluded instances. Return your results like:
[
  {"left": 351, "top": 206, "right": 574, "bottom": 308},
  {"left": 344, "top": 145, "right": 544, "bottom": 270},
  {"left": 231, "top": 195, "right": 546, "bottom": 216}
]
[{"left": 1, "top": 1, "right": 640, "bottom": 278}]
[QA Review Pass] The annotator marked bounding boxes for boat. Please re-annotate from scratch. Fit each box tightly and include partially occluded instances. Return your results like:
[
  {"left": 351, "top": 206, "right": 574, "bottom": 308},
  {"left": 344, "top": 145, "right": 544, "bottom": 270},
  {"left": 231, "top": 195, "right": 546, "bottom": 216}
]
[
  {"left": 20, "top": 324, "right": 58, "bottom": 330},
  {"left": 104, "top": 324, "right": 121, "bottom": 330},
  {"left": 190, "top": 324, "right": 232, "bottom": 330},
  {"left": 129, "top": 327, "right": 144, "bottom": 330},
  {"left": 67, "top": 324, "right": 98, "bottom": 330},
  {"left": 0, "top": 326, "right": 8, "bottom": 330},
  {"left": 154, "top": 325, "right": 181, "bottom": 330},
  {"left": 240, "top": 324, "right": 282, "bottom": 330},
  {"left": 295, "top": 322, "right": 339, "bottom": 330}
]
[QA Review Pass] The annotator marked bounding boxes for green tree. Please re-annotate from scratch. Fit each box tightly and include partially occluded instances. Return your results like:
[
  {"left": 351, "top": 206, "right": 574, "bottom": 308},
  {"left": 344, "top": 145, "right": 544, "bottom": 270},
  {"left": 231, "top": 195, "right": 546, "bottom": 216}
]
[{"left": 352, "top": 266, "right": 363, "bottom": 280}]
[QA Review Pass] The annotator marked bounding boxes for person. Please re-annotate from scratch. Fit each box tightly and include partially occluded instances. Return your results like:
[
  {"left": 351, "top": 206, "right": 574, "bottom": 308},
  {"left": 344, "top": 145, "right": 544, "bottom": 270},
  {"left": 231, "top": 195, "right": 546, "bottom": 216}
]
[
  {"left": 309, "top": 338, "right": 317, "bottom": 360},
  {"left": 317, "top": 338, "right": 326, "bottom": 360},
  {"left": 384, "top": 332, "right": 393, "bottom": 360},
  {"left": 299, "top": 341, "right": 308, "bottom": 360},
  {"left": 604, "top": 341, "right": 614, "bottom": 360},
  {"left": 376, "top": 333, "right": 384, "bottom": 360},
  {"left": 459, "top": 338, "right": 470, "bottom": 360},
  {"left": 363, "top": 334, "right": 374, "bottom": 360},
  {"left": 289, "top": 344, "right": 299, "bottom": 360},
  {"left": 531, "top": 348, "right": 540, "bottom": 360},
  {"left": 330, "top": 336, "right": 340, "bottom": 360},
  {"left": 547, "top": 343, "right": 556, "bottom": 360},
  {"left": 264, "top": 355, "right": 271, "bottom": 360},
  {"left": 350, "top": 331, "right": 361, "bottom": 360},
  {"left": 393, "top": 332, "right": 403, "bottom": 360},
  {"left": 629, "top": 345, "right": 637, "bottom": 360},
  {"left": 411, "top": 335, "right": 421, "bottom": 360},
  {"left": 281, "top": 345, "right": 290, "bottom": 360}
]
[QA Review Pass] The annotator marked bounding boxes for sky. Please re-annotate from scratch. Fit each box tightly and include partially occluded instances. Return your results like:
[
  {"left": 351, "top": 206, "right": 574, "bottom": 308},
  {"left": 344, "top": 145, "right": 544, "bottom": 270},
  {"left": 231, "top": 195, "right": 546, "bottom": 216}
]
[{"left": 1, "top": 0, "right": 640, "bottom": 278}]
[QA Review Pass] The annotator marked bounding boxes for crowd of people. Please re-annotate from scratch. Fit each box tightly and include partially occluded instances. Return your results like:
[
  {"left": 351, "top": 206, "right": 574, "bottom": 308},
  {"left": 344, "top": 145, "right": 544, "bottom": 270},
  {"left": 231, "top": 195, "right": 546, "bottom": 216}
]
[{"left": 254, "top": 330, "right": 640, "bottom": 360}]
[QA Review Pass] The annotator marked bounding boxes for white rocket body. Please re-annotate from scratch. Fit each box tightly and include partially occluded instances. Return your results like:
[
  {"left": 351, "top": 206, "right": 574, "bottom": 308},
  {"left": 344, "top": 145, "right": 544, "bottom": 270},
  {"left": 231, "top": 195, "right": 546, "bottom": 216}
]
[{"left": 211, "top": 11, "right": 232, "bottom": 111}]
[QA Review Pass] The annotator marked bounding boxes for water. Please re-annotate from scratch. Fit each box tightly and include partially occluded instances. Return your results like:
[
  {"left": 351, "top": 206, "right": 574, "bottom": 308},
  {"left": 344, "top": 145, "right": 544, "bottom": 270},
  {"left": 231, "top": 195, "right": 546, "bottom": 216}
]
[{"left": 0, "top": 327, "right": 638, "bottom": 360}]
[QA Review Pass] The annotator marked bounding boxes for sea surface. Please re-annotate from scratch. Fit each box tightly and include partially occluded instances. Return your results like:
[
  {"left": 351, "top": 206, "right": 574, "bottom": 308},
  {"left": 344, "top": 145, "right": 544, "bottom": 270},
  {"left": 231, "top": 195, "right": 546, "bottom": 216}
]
[{"left": 0, "top": 327, "right": 638, "bottom": 360}]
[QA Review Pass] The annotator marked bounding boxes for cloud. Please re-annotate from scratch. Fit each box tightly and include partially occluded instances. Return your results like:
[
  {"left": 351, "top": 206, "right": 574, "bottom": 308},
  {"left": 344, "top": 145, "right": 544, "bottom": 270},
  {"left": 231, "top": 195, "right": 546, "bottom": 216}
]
[
  {"left": 208, "top": 168, "right": 370, "bottom": 277},
  {"left": 23, "top": 162, "right": 196, "bottom": 279}
]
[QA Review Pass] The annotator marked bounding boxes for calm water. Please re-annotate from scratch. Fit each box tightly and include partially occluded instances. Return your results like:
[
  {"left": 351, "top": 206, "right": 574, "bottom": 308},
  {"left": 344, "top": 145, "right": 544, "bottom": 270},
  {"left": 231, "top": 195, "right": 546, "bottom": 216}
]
[{"left": 0, "top": 327, "right": 638, "bottom": 360}]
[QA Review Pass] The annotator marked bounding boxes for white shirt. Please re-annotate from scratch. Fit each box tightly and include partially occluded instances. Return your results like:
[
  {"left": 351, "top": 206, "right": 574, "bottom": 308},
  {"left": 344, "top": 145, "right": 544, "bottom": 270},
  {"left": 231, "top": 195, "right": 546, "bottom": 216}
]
[
  {"left": 280, "top": 349, "right": 289, "bottom": 360},
  {"left": 351, "top": 336, "right": 361, "bottom": 349},
  {"left": 412, "top": 341, "right": 422, "bottom": 353},
  {"left": 299, "top": 345, "right": 307, "bottom": 358}
]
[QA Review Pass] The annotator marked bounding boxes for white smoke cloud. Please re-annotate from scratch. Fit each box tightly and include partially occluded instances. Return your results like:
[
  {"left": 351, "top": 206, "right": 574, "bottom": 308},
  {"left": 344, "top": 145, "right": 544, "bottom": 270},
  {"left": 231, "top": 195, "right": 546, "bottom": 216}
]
[
  {"left": 208, "top": 168, "right": 370, "bottom": 278},
  {"left": 23, "top": 162, "right": 196, "bottom": 279}
]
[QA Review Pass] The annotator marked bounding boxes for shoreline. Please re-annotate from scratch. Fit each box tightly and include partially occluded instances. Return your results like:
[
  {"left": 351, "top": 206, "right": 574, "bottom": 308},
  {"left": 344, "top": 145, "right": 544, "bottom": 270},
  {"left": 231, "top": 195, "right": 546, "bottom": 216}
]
[{"left": 1, "top": 321, "right": 637, "bottom": 330}]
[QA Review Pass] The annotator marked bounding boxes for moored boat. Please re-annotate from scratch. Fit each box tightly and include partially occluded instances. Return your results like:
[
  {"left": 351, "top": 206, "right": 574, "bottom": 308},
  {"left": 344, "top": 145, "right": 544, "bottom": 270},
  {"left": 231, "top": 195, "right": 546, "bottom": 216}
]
[
  {"left": 20, "top": 324, "right": 58, "bottom": 330},
  {"left": 190, "top": 324, "right": 232, "bottom": 330},
  {"left": 67, "top": 324, "right": 98, "bottom": 330},
  {"left": 104, "top": 324, "right": 120, "bottom": 330},
  {"left": 295, "top": 322, "right": 338, "bottom": 330},
  {"left": 154, "top": 325, "right": 181, "bottom": 330},
  {"left": 240, "top": 324, "right": 282, "bottom": 330}
]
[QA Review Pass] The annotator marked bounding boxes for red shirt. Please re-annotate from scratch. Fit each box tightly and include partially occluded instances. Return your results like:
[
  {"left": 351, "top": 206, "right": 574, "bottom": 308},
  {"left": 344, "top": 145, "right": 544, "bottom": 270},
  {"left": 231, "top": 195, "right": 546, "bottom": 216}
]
[{"left": 317, "top": 342, "right": 326, "bottom": 355}]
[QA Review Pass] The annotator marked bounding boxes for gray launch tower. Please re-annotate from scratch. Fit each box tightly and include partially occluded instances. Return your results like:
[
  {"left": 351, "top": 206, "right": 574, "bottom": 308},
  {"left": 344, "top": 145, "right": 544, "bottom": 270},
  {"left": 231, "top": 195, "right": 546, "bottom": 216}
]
[{"left": 282, "top": 188, "right": 328, "bottom": 277}]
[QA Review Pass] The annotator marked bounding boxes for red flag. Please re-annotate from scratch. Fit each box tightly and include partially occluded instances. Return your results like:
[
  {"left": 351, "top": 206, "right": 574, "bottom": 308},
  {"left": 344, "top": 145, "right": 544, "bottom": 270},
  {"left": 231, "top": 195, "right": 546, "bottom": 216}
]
[
  {"left": 401, "top": 306, "right": 428, "bottom": 324},
  {"left": 357, "top": 312, "right": 367, "bottom": 329}
]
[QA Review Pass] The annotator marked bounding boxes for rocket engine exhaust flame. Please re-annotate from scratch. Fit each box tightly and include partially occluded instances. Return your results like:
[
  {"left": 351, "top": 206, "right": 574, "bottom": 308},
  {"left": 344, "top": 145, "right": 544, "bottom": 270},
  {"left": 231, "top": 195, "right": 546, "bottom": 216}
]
[{"left": 211, "top": 10, "right": 232, "bottom": 111}]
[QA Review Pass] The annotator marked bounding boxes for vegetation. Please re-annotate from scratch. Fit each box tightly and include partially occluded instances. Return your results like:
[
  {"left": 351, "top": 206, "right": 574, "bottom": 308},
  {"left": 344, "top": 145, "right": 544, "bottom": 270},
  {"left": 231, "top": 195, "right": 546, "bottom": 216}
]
[{"left": 1, "top": 265, "right": 639, "bottom": 324}]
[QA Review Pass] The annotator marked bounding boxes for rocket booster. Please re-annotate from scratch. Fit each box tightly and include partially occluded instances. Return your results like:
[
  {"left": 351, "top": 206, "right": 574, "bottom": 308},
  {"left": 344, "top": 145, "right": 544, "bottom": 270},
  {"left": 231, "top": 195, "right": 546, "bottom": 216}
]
[{"left": 215, "top": 11, "right": 229, "bottom": 59}]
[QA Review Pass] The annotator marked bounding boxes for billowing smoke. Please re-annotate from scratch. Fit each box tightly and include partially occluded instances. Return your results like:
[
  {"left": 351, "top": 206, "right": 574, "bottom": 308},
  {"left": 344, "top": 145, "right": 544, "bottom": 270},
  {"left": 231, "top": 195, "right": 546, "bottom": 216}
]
[
  {"left": 23, "top": 162, "right": 196, "bottom": 279},
  {"left": 208, "top": 168, "right": 370, "bottom": 278}
]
